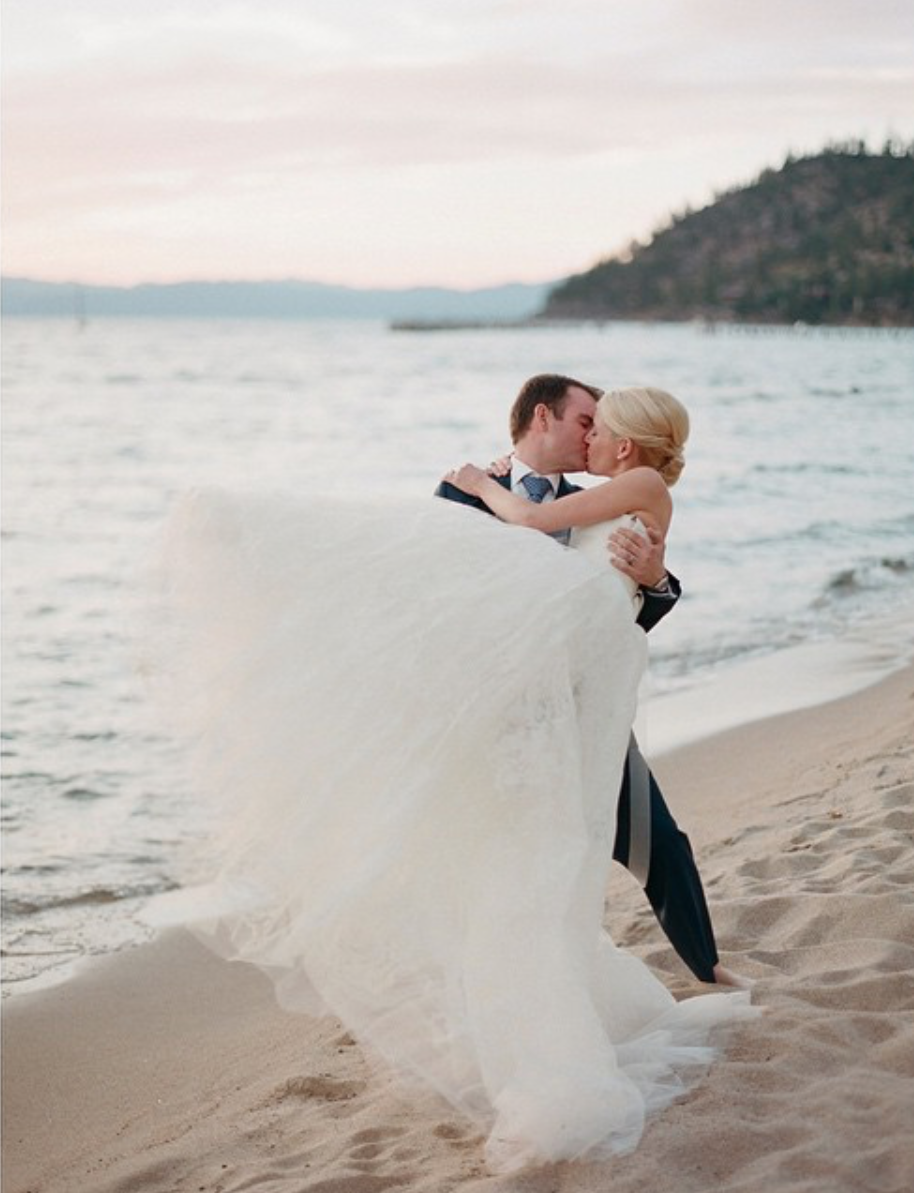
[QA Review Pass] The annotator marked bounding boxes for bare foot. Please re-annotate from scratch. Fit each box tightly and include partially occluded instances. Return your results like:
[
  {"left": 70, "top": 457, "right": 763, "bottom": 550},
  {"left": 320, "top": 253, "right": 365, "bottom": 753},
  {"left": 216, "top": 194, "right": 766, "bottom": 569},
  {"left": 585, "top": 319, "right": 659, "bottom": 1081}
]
[{"left": 711, "top": 962, "right": 754, "bottom": 989}]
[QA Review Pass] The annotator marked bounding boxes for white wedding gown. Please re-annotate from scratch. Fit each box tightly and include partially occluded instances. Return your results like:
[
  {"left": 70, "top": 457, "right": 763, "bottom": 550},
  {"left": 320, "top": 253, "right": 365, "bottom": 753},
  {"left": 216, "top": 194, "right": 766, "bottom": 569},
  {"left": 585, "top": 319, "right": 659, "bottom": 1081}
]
[{"left": 148, "top": 488, "right": 755, "bottom": 1173}]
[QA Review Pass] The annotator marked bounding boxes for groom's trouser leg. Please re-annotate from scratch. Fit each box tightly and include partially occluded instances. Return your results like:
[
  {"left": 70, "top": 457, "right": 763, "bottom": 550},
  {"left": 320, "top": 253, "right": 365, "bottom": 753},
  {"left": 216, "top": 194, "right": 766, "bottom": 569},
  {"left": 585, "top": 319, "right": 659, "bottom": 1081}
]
[{"left": 613, "top": 755, "right": 719, "bottom": 982}]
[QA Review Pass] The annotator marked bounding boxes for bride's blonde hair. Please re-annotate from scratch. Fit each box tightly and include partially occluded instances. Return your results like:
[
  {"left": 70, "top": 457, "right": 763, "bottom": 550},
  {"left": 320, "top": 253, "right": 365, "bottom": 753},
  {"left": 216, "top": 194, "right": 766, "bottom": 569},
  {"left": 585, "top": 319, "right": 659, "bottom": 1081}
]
[{"left": 597, "top": 387, "right": 689, "bottom": 486}]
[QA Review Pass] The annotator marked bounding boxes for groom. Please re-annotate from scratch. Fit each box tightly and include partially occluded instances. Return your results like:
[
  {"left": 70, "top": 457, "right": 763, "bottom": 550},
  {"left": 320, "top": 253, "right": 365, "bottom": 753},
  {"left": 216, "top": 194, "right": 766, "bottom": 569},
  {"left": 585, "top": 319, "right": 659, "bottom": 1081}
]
[{"left": 436, "top": 373, "right": 733, "bottom": 985}]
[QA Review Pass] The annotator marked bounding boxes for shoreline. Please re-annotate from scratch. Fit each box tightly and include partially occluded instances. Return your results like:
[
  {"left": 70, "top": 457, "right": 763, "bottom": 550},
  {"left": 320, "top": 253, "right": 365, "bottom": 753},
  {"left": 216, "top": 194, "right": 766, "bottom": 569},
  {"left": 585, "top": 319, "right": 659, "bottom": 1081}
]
[
  {"left": 640, "top": 607, "right": 914, "bottom": 757},
  {"left": 390, "top": 317, "right": 914, "bottom": 333},
  {"left": 4, "top": 661, "right": 914, "bottom": 1192}
]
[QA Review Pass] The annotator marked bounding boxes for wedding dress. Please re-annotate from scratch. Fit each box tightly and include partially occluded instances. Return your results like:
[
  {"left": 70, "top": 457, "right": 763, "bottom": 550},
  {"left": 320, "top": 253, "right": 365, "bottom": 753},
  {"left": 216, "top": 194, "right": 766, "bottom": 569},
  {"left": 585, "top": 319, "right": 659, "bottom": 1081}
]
[{"left": 149, "top": 488, "right": 755, "bottom": 1172}]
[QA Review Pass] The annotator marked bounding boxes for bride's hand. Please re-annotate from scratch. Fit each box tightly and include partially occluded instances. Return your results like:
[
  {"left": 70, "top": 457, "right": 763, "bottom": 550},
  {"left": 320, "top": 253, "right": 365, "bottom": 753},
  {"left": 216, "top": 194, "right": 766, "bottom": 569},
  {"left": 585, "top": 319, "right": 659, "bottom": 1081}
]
[{"left": 445, "top": 464, "right": 489, "bottom": 495}]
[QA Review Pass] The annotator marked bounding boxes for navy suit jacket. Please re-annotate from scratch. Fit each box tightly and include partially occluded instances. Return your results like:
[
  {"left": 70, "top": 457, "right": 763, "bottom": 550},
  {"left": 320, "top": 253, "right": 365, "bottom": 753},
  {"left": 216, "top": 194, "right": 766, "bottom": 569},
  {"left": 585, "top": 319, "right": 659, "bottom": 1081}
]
[{"left": 434, "top": 473, "right": 680, "bottom": 634}]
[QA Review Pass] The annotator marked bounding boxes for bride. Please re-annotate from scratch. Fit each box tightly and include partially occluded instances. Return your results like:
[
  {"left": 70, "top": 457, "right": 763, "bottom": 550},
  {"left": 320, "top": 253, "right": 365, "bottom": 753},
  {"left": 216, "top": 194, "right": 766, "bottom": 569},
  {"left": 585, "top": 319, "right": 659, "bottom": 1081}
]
[{"left": 150, "top": 385, "right": 756, "bottom": 1173}]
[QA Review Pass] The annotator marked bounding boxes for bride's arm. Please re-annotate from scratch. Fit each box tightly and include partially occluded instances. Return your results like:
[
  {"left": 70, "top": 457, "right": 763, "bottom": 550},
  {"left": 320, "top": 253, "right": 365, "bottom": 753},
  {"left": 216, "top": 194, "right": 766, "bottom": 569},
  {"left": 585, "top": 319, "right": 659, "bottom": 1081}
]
[{"left": 445, "top": 464, "right": 669, "bottom": 532}]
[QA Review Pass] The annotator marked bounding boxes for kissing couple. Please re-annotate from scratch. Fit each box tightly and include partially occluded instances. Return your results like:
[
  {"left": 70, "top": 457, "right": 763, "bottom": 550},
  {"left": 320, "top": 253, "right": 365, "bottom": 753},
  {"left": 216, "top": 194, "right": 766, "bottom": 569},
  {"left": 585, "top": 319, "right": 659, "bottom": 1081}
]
[{"left": 151, "top": 372, "right": 757, "bottom": 1173}]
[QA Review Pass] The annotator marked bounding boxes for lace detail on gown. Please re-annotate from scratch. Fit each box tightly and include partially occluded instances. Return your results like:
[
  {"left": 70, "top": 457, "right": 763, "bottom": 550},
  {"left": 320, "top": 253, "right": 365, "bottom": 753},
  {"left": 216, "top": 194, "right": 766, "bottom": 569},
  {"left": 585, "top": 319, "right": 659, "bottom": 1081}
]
[{"left": 146, "top": 488, "right": 756, "bottom": 1173}]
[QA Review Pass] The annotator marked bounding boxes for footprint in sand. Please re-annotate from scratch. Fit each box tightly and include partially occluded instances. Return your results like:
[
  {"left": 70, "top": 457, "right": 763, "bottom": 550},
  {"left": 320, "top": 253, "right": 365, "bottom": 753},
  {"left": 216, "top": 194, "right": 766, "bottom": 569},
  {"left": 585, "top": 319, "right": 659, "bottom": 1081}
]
[
  {"left": 350, "top": 1125, "right": 406, "bottom": 1161},
  {"left": 433, "top": 1121, "right": 477, "bottom": 1148},
  {"left": 268, "top": 1074, "right": 365, "bottom": 1103},
  {"left": 345, "top": 1125, "right": 418, "bottom": 1179}
]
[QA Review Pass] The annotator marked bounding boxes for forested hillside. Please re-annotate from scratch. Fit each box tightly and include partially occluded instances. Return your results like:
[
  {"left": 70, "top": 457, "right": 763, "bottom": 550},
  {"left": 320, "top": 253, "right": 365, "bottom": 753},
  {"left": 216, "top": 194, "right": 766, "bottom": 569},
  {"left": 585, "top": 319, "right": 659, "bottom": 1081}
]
[{"left": 543, "top": 145, "right": 914, "bottom": 326}]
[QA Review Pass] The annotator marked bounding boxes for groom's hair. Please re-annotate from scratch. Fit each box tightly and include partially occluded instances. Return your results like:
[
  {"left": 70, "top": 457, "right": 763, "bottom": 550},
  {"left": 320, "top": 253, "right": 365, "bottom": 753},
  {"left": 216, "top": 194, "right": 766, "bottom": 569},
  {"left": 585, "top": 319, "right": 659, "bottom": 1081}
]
[{"left": 509, "top": 374, "right": 603, "bottom": 443}]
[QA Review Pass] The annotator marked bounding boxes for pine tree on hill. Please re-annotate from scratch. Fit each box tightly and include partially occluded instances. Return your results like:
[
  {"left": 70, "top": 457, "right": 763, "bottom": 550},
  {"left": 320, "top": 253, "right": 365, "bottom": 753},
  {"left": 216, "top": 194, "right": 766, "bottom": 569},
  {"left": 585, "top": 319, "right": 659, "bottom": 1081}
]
[{"left": 543, "top": 145, "right": 914, "bottom": 327}]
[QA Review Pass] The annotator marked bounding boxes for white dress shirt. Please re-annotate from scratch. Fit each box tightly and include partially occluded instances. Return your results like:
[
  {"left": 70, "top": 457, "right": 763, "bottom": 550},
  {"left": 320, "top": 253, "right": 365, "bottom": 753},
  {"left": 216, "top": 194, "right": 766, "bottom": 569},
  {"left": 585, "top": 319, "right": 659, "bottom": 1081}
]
[{"left": 511, "top": 458, "right": 562, "bottom": 502}]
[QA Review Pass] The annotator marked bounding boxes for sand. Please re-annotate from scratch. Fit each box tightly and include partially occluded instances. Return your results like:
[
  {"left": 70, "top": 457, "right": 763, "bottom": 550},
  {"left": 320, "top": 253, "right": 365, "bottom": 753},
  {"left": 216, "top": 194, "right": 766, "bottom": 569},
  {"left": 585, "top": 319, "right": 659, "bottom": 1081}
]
[{"left": 4, "top": 663, "right": 913, "bottom": 1193}]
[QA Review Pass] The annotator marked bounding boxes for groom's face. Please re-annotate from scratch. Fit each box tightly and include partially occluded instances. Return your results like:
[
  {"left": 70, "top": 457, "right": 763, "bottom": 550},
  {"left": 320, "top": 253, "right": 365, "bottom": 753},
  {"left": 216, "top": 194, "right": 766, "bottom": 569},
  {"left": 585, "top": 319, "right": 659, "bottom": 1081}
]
[{"left": 546, "top": 387, "right": 597, "bottom": 472}]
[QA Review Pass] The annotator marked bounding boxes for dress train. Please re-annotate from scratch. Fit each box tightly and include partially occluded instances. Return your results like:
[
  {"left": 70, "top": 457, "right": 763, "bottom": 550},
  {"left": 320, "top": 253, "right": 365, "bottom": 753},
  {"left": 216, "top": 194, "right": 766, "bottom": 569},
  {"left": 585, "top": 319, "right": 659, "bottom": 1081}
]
[{"left": 146, "top": 487, "right": 756, "bottom": 1171}]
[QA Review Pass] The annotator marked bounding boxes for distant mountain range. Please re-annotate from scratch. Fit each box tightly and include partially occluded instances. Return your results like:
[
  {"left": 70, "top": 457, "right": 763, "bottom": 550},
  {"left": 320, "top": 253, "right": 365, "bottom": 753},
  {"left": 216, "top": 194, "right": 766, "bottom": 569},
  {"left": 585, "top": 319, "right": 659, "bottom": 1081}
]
[
  {"left": 5, "top": 145, "right": 912, "bottom": 328},
  {"left": 0, "top": 276, "right": 553, "bottom": 321},
  {"left": 543, "top": 144, "right": 914, "bottom": 327}
]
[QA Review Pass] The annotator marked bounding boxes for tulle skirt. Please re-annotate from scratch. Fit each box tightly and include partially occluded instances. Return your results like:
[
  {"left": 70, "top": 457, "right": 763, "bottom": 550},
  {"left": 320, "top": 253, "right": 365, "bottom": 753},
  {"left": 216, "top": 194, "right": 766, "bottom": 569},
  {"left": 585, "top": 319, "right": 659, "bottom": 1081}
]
[{"left": 145, "top": 488, "right": 755, "bottom": 1172}]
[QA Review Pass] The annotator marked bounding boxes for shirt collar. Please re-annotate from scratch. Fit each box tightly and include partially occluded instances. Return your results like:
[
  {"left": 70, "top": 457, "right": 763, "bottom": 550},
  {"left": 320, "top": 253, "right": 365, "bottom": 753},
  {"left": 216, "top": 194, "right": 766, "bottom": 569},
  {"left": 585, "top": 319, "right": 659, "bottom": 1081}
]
[{"left": 511, "top": 457, "right": 562, "bottom": 493}]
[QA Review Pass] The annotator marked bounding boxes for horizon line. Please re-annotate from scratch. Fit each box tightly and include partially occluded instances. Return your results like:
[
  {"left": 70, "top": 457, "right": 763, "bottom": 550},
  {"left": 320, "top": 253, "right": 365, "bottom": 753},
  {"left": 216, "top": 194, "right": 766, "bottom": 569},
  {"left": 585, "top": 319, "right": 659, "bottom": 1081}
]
[{"left": 1, "top": 274, "right": 562, "bottom": 294}]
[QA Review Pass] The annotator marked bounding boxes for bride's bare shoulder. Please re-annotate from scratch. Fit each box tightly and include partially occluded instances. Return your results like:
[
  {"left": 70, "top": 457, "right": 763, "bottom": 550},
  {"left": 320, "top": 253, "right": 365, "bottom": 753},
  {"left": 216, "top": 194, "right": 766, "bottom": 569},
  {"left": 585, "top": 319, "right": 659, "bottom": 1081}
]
[
  {"left": 595, "top": 467, "right": 668, "bottom": 499},
  {"left": 624, "top": 466, "right": 668, "bottom": 490}
]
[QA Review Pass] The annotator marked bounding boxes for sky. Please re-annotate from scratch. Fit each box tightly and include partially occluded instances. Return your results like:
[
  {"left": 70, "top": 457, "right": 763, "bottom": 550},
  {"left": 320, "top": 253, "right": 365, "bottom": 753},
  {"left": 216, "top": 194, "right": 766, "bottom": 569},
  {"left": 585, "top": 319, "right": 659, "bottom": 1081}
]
[{"left": 3, "top": 0, "right": 913, "bottom": 289}]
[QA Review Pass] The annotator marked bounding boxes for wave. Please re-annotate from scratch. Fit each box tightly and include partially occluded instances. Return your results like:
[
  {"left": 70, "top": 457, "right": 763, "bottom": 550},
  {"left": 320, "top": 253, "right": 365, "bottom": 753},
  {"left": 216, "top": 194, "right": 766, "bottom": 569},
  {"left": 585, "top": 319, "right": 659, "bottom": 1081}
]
[
  {"left": 748, "top": 462, "right": 858, "bottom": 476},
  {"left": 816, "top": 556, "right": 913, "bottom": 604},
  {"left": 61, "top": 785, "right": 114, "bottom": 801},
  {"left": 104, "top": 372, "right": 143, "bottom": 385},
  {"left": 2, "top": 878, "right": 179, "bottom": 918},
  {"left": 651, "top": 629, "right": 809, "bottom": 683}
]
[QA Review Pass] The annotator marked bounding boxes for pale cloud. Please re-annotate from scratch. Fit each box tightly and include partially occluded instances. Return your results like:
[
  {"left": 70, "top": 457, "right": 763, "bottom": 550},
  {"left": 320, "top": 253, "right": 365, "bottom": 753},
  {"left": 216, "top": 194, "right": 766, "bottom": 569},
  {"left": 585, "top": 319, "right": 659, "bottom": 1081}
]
[{"left": 3, "top": 0, "right": 912, "bottom": 286}]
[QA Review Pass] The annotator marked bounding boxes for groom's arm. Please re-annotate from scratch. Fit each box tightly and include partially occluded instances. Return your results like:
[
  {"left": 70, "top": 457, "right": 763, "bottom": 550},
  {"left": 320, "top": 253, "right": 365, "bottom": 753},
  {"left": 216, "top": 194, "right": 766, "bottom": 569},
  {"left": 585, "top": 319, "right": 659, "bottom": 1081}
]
[
  {"left": 636, "top": 573, "right": 681, "bottom": 633},
  {"left": 434, "top": 478, "right": 488, "bottom": 510},
  {"left": 435, "top": 473, "right": 512, "bottom": 513}
]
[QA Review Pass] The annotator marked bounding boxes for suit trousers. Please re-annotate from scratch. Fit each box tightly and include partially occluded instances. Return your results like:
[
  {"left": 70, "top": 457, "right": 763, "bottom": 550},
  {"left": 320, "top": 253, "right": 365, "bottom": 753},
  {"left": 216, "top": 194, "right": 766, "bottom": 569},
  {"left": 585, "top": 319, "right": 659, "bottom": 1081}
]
[{"left": 613, "top": 754, "right": 719, "bottom": 982}]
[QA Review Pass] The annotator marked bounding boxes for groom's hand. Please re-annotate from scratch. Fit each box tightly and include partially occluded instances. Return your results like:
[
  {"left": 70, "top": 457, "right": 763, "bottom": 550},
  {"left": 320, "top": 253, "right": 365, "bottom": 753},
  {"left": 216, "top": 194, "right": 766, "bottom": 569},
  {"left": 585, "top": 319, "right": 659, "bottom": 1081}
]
[
  {"left": 486, "top": 453, "right": 513, "bottom": 478},
  {"left": 609, "top": 524, "right": 668, "bottom": 589}
]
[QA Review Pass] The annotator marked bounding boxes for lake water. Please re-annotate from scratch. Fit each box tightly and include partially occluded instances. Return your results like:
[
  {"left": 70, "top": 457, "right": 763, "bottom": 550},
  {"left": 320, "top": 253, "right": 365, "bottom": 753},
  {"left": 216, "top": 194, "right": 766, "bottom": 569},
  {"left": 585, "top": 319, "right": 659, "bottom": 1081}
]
[{"left": 3, "top": 317, "right": 913, "bottom": 991}]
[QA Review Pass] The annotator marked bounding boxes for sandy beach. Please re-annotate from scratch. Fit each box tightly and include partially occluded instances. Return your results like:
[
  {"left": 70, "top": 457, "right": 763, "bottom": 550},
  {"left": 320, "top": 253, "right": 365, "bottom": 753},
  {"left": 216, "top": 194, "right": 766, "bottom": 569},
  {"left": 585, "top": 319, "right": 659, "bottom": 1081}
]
[{"left": 4, "top": 661, "right": 913, "bottom": 1193}]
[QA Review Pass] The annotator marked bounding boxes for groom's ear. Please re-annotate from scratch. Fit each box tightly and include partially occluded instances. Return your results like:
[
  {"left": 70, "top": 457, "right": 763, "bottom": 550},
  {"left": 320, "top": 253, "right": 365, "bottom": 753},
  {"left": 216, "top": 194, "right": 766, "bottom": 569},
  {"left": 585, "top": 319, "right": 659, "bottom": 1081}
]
[{"left": 535, "top": 402, "right": 550, "bottom": 431}]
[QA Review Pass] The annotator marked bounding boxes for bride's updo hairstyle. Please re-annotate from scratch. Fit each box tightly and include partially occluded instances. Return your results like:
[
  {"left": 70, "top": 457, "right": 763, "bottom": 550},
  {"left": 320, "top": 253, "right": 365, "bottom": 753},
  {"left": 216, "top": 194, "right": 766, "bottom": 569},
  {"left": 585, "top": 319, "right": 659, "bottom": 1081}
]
[{"left": 597, "top": 387, "right": 689, "bottom": 487}]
